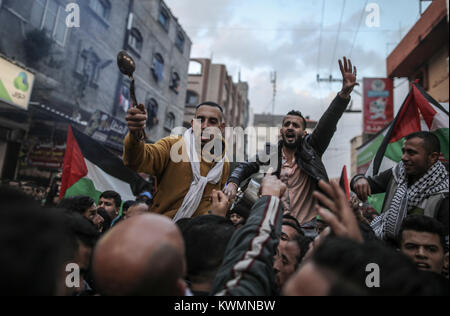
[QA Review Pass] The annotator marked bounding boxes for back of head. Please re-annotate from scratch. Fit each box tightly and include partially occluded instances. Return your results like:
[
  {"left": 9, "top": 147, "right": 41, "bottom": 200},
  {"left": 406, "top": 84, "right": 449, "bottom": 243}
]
[
  {"left": 0, "top": 185, "right": 39, "bottom": 210},
  {"left": 93, "top": 214, "right": 185, "bottom": 296},
  {"left": 312, "top": 237, "right": 425, "bottom": 296},
  {"left": 58, "top": 196, "right": 95, "bottom": 215},
  {"left": 181, "top": 215, "right": 235, "bottom": 283},
  {"left": 0, "top": 205, "right": 72, "bottom": 295},
  {"left": 62, "top": 211, "right": 100, "bottom": 249}
]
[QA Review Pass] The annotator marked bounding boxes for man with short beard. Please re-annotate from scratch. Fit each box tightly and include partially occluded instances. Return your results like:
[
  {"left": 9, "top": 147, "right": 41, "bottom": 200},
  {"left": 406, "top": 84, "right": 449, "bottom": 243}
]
[{"left": 225, "top": 57, "right": 358, "bottom": 228}]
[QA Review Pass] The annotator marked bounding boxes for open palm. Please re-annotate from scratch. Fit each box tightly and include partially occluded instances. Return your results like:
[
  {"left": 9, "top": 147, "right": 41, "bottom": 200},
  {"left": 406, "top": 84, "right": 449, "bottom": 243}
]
[{"left": 339, "top": 56, "right": 358, "bottom": 98}]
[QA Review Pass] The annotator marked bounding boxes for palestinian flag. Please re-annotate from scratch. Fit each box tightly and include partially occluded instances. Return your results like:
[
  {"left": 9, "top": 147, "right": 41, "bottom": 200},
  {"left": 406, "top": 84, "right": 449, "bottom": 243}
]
[
  {"left": 366, "top": 81, "right": 449, "bottom": 177},
  {"left": 339, "top": 166, "right": 350, "bottom": 200},
  {"left": 60, "top": 126, "right": 148, "bottom": 202}
]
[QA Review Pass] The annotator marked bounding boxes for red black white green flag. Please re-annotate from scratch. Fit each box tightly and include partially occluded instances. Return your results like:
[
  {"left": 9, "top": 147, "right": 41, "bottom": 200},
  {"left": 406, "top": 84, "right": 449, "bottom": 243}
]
[
  {"left": 366, "top": 82, "right": 449, "bottom": 177},
  {"left": 60, "top": 126, "right": 148, "bottom": 201}
]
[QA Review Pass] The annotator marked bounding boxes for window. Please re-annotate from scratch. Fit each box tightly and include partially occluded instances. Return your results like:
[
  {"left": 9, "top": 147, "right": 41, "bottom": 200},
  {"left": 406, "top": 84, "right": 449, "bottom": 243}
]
[
  {"left": 128, "top": 28, "right": 143, "bottom": 53},
  {"left": 30, "top": 0, "right": 69, "bottom": 45},
  {"left": 186, "top": 91, "right": 199, "bottom": 107},
  {"left": 89, "top": 0, "right": 111, "bottom": 20},
  {"left": 151, "top": 53, "right": 164, "bottom": 82},
  {"left": 158, "top": 6, "right": 170, "bottom": 31},
  {"left": 170, "top": 71, "right": 180, "bottom": 93},
  {"left": 188, "top": 61, "right": 203, "bottom": 75},
  {"left": 175, "top": 31, "right": 185, "bottom": 53},
  {"left": 165, "top": 112, "right": 176, "bottom": 131},
  {"left": 76, "top": 48, "right": 102, "bottom": 87},
  {"left": 147, "top": 98, "right": 159, "bottom": 128}
]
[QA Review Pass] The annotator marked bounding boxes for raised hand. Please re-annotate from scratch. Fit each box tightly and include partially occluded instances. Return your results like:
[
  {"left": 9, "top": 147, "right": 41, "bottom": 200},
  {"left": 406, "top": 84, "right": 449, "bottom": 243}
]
[
  {"left": 338, "top": 56, "right": 358, "bottom": 99},
  {"left": 126, "top": 103, "right": 147, "bottom": 140},
  {"left": 260, "top": 171, "right": 287, "bottom": 198},
  {"left": 313, "top": 180, "right": 363, "bottom": 243}
]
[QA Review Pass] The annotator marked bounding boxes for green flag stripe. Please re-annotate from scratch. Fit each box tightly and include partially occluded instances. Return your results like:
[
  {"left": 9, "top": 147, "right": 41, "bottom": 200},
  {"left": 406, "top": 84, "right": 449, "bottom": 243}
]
[
  {"left": 433, "top": 128, "right": 449, "bottom": 160},
  {"left": 64, "top": 177, "right": 102, "bottom": 202}
]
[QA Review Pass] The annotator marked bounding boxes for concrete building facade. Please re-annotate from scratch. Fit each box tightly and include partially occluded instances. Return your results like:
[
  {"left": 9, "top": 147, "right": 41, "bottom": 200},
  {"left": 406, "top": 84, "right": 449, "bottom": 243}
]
[
  {"left": 0, "top": 0, "right": 191, "bottom": 184},
  {"left": 183, "top": 58, "right": 250, "bottom": 129},
  {"left": 387, "top": 0, "right": 448, "bottom": 103}
]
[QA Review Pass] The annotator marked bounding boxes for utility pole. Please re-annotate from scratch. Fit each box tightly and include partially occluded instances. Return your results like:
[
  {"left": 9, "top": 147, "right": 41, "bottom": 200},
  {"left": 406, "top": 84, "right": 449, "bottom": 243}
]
[
  {"left": 270, "top": 71, "right": 277, "bottom": 125},
  {"left": 316, "top": 74, "right": 362, "bottom": 113}
]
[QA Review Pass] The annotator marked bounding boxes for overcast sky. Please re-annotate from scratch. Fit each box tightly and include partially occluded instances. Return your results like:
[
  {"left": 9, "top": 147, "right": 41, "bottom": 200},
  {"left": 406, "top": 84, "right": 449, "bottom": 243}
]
[{"left": 165, "top": 0, "right": 428, "bottom": 177}]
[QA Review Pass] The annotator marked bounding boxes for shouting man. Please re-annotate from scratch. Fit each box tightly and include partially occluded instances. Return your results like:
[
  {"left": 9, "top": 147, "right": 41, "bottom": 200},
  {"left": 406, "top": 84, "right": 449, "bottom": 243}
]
[{"left": 225, "top": 57, "right": 359, "bottom": 233}]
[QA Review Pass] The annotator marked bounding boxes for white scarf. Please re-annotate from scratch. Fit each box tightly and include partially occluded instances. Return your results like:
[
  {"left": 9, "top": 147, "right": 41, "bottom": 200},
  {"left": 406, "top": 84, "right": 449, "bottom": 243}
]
[{"left": 173, "top": 128, "right": 225, "bottom": 222}]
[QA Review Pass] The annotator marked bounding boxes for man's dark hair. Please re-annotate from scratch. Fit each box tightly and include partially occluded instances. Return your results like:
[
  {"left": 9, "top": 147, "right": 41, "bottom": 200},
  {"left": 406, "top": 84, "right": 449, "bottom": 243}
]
[
  {"left": 0, "top": 204, "right": 73, "bottom": 295},
  {"left": 181, "top": 215, "right": 235, "bottom": 283},
  {"left": 282, "top": 221, "right": 304, "bottom": 238},
  {"left": 405, "top": 131, "right": 441, "bottom": 155},
  {"left": 398, "top": 215, "right": 446, "bottom": 250},
  {"left": 292, "top": 234, "right": 311, "bottom": 269},
  {"left": 58, "top": 196, "right": 95, "bottom": 215},
  {"left": 62, "top": 211, "right": 100, "bottom": 249},
  {"left": 122, "top": 200, "right": 135, "bottom": 213},
  {"left": 196, "top": 102, "right": 224, "bottom": 113},
  {"left": 312, "top": 237, "right": 430, "bottom": 296},
  {"left": 284, "top": 110, "right": 307, "bottom": 129},
  {"left": 100, "top": 190, "right": 122, "bottom": 208},
  {"left": 98, "top": 209, "right": 112, "bottom": 233},
  {"left": 0, "top": 185, "right": 39, "bottom": 209}
]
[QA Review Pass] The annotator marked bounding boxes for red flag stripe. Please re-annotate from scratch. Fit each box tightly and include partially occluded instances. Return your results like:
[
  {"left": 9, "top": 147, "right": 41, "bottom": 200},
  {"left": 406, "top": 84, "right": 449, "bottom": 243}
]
[
  {"left": 413, "top": 85, "right": 437, "bottom": 129},
  {"left": 389, "top": 91, "right": 421, "bottom": 144},
  {"left": 59, "top": 126, "right": 88, "bottom": 198}
]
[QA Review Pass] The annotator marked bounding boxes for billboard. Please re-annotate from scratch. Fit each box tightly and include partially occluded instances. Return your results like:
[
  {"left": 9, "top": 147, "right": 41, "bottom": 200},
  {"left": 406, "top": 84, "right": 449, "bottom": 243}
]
[
  {"left": 0, "top": 57, "right": 35, "bottom": 110},
  {"left": 363, "top": 78, "right": 394, "bottom": 134},
  {"left": 84, "top": 110, "right": 129, "bottom": 151}
]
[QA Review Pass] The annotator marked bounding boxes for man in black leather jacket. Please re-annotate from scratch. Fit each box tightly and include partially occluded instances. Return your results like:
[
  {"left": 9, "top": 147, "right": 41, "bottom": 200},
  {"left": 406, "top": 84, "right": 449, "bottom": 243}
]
[{"left": 224, "top": 57, "right": 358, "bottom": 231}]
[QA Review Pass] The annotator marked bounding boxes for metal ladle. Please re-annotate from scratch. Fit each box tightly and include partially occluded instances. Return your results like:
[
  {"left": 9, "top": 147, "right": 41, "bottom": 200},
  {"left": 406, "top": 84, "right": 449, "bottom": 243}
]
[{"left": 117, "top": 51, "right": 146, "bottom": 140}]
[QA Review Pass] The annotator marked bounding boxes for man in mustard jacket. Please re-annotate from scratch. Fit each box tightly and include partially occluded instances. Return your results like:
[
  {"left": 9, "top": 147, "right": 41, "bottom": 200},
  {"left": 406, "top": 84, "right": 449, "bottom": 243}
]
[{"left": 123, "top": 102, "right": 229, "bottom": 220}]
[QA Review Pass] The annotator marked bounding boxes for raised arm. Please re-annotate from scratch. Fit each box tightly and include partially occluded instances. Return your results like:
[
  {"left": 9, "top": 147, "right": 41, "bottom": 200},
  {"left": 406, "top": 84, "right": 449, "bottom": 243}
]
[
  {"left": 123, "top": 103, "right": 172, "bottom": 177},
  {"left": 309, "top": 57, "right": 358, "bottom": 156}
]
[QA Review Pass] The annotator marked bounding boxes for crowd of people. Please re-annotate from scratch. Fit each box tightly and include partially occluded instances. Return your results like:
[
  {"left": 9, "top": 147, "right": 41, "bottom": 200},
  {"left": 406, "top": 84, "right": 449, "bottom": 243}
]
[{"left": 1, "top": 57, "right": 448, "bottom": 296}]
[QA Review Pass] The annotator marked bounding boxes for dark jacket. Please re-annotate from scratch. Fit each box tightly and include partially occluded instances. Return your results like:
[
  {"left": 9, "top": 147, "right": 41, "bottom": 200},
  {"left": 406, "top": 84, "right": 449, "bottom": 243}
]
[
  {"left": 210, "top": 195, "right": 283, "bottom": 296},
  {"left": 350, "top": 168, "right": 449, "bottom": 236},
  {"left": 227, "top": 94, "right": 350, "bottom": 185}
]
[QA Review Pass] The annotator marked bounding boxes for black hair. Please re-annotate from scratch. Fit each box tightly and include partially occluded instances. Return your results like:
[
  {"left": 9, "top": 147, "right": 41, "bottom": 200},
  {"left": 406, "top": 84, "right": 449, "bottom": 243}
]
[
  {"left": 97, "top": 209, "right": 112, "bottom": 233},
  {"left": 196, "top": 102, "right": 224, "bottom": 113},
  {"left": 282, "top": 221, "right": 304, "bottom": 238},
  {"left": 100, "top": 190, "right": 122, "bottom": 208},
  {"left": 312, "top": 237, "right": 430, "bottom": 296},
  {"left": 292, "top": 234, "right": 311, "bottom": 268},
  {"left": 405, "top": 131, "right": 441, "bottom": 155},
  {"left": 62, "top": 211, "right": 100, "bottom": 249},
  {"left": 122, "top": 200, "right": 135, "bottom": 213},
  {"left": 284, "top": 110, "right": 307, "bottom": 129},
  {"left": 0, "top": 185, "right": 39, "bottom": 209},
  {"left": 398, "top": 215, "right": 446, "bottom": 250},
  {"left": 58, "top": 196, "right": 95, "bottom": 215},
  {"left": 0, "top": 204, "right": 73, "bottom": 295},
  {"left": 181, "top": 215, "right": 235, "bottom": 283}
]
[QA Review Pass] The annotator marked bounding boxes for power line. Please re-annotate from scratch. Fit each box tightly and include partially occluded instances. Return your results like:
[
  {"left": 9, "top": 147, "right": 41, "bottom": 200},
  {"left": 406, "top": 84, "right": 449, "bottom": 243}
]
[
  {"left": 349, "top": 0, "right": 369, "bottom": 58},
  {"left": 329, "top": 0, "right": 346, "bottom": 76},
  {"left": 316, "top": 0, "right": 326, "bottom": 76}
]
